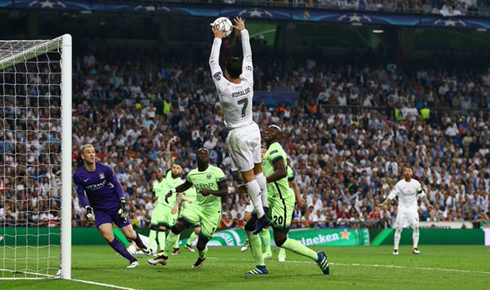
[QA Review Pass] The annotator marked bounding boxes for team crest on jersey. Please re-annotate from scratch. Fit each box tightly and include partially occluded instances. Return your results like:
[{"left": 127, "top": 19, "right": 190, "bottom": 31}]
[
  {"left": 207, "top": 173, "right": 212, "bottom": 180},
  {"left": 246, "top": 66, "right": 252, "bottom": 71},
  {"left": 213, "top": 72, "right": 221, "bottom": 81},
  {"left": 99, "top": 173, "right": 105, "bottom": 179}
]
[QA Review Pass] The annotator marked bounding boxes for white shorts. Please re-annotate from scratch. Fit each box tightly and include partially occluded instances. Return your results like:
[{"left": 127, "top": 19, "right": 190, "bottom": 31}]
[
  {"left": 395, "top": 210, "right": 419, "bottom": 229},
  {"left": 244, "top": 203, "right": 254, "bottom": 213},
  {"left": 226, "top": 122, "right": 261, "bottom": 172}
]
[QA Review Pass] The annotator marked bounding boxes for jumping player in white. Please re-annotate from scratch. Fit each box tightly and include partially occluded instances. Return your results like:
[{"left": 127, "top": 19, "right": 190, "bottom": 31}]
[
  {"left": 209, "top": 17, "right": 270, "bottom": 234},
  {"left": 380, "top": 167, "right": 433, "bottom": 255}
]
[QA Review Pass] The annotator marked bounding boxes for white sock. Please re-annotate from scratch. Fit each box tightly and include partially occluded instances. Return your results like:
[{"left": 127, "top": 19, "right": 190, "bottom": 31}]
[
  {"left": 413, "top": 226, "right": 419, "bottom": 248},
  {"left": 255, "top": 173, "right": 269, "bottom": 208},
  {"left": 246, "top": 180, "right": 265, "bottom": 218},
  {"left": 394, "top": 228, "right": 402, "bottom": 250}
]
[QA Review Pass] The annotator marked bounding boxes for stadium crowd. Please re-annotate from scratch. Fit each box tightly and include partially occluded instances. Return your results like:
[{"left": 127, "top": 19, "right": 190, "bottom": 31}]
[
  {"left": 167, "top": 0, "right": 490, "bottom": 17},
  {"left": 1, "top": 52, "right": 489, "bottom": 232}
]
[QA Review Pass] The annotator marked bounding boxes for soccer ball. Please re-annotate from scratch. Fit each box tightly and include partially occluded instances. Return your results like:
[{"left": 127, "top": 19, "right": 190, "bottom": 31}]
[{"left": 212, "top": 17, "right": 233, "bottom": 37}]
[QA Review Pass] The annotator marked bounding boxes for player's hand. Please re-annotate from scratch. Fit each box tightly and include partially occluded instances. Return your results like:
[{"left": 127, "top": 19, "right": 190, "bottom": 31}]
[
  {"left": 85, "top": 206, "right": 95, "bottom": 223},
  {"left": 235, "top": 184, "right": 247, "bottom": 194},
  {"left": 118, "top": 199, "right": 129, "bottom": 220},
  {"left": 233, "top": 17, "right": 245, "bottom": 31},
  {"left": 199, "top": 189, "right": 211, "bottom": 196},
  {"left": 427, "top": 204, "right": 434, "bottom": 211},
  {"left": 297, "top": 199, "right": 306, "bottom": 208},
  {"left": 212, "top": 26, "right": 227, "bottom": 39}
]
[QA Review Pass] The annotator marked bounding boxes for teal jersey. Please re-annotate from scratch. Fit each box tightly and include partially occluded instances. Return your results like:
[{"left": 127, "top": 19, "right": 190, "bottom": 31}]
[
  {"left": 184, "top": 187, "right": 197, "bottom": 203},
  {"left": 262, "top": 142, "right": 294, "bottom": 201},
  {"left": 187, "top": 165, "right": 226, "bottom": 212},
  {"left": 153, "top": 170, "right": 184, "bottom": 208}
]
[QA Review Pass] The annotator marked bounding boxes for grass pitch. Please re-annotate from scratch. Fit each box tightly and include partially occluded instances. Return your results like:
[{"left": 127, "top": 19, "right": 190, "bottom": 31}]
[{"left": 1, "top": 245, "right": 489, "bottom": 289}]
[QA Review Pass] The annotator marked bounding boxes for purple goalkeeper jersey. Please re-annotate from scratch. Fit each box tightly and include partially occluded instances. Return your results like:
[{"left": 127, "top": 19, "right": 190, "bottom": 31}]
[{"left": 73, "top": 163, "right": 124, "bottom": 211}]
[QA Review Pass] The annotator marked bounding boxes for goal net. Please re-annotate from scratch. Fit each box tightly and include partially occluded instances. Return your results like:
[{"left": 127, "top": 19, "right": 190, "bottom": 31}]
[{"left": 0, "top": 35, "right": 72, "bottom": 279}]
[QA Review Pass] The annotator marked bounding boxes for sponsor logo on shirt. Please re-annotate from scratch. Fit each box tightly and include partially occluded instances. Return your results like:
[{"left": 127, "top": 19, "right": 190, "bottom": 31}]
[{"left": 86, "top": 180, "right": 107, "bottom": 191}]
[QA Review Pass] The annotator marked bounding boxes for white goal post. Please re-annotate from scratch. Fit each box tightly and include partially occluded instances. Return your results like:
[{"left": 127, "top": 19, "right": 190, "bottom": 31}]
[{"left": 0, "top": 34, "right": 71, "bottom": 279}]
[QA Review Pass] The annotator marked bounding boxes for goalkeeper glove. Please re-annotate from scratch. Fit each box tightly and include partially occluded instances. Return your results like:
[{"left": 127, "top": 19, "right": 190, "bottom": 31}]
[
  {"left": 85, "top": 206, "right": 95, "bottom": 223},
  {"left": 118, "top": 198, "right": 129, "bottom": 220}
]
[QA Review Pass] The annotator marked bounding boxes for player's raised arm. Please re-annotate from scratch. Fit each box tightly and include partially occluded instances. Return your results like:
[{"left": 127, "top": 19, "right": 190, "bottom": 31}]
[
  {"left": 234, "top": 17, "right": 253, "bottom": 84},
  {"left": 165, "top": 136, "right": 176, "bottom": 170},
  {"left": 209, "top": 26, "right": 228, "bottom": 89}
]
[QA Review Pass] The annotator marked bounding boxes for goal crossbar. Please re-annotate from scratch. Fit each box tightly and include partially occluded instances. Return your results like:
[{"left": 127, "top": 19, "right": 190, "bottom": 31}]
[{"left": 0, "top": 37, "right": 62, "bottom": 71}]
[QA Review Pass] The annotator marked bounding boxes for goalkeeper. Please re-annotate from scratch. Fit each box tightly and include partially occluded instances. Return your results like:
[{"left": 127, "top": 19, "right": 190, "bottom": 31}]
[{"left": 73, "top": 144, "right": 149, "bottom": 269}]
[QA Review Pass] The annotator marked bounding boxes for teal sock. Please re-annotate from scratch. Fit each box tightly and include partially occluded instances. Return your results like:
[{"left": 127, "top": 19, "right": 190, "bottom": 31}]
[
  {"left": 278, "top": 247, "right": 286, "bottom": 259},
  {"left": 173, "top": 234, "right": 180, "bottom": 249},
  {"left": 198, "top": 247, "right": 208, "bottom": 259},
  {"left": 260, "top": 229, "right": 271, "bottom": 255},
  {"left": 148, "top": 230, "right": 157, "bottom": 251},
  {"left": 281, "top": 238, "right": 318, "bottom": 261},
  {"left": 163, "top": 232, "right": 178, "bottom": 257},
  {"left": 187, "top": 231, "right": 199, "bottom": 247},
  {"left": 246, "top": 230, "right": 265, "bottom": 266},
  {"left": 157, "top": 231, "right": 166, "bottom": 252}
]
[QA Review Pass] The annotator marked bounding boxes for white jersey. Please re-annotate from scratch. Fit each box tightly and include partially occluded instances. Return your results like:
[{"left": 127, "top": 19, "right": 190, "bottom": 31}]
[
  {"left": 209, "top": 29, "right": 254, "bottom": 130},
  {"left": 388, "top": 178, "right": 425, "bottom": 212}
]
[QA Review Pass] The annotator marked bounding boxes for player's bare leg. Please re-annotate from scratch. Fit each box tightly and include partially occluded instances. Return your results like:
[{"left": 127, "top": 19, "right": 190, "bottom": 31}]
[{"left": 98, "top": 223, "right": 138, "bottom": 268}]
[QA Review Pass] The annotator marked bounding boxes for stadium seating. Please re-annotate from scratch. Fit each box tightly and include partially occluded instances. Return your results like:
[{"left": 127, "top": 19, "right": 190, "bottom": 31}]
[{"left": 1, "top": 53, "right": 488, "bottom": 231}]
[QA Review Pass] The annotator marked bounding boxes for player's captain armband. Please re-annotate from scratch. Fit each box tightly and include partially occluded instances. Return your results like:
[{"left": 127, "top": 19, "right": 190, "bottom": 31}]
[{"left": 213, "top": 72, "right": 222, "bottom": 81}]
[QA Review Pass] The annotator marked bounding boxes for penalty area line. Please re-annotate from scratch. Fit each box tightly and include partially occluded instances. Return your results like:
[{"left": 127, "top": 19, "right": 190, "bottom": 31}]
[{"left": 70, "top": 278, "right": 138, "bottom": 290}]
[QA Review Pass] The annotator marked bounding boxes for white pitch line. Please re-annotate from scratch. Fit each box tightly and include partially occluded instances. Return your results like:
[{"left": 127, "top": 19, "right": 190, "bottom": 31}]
[
  {"left": 331, "top": 262, "right": 490, "bottom": 276},
  {"left": 69, "top": 278, "right": 138, "bottom": 290},
  {"left": 0, "top": 278, "right": 45, "bottom": 280},
  {"left": 207, "top": 257, "right": 490, "bottom": 276}
]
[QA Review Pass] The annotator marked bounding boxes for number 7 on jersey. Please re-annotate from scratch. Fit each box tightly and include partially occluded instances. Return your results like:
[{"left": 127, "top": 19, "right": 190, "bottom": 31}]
[{"left": 237, "top": 98, "right": 248, "bottom": 118}]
